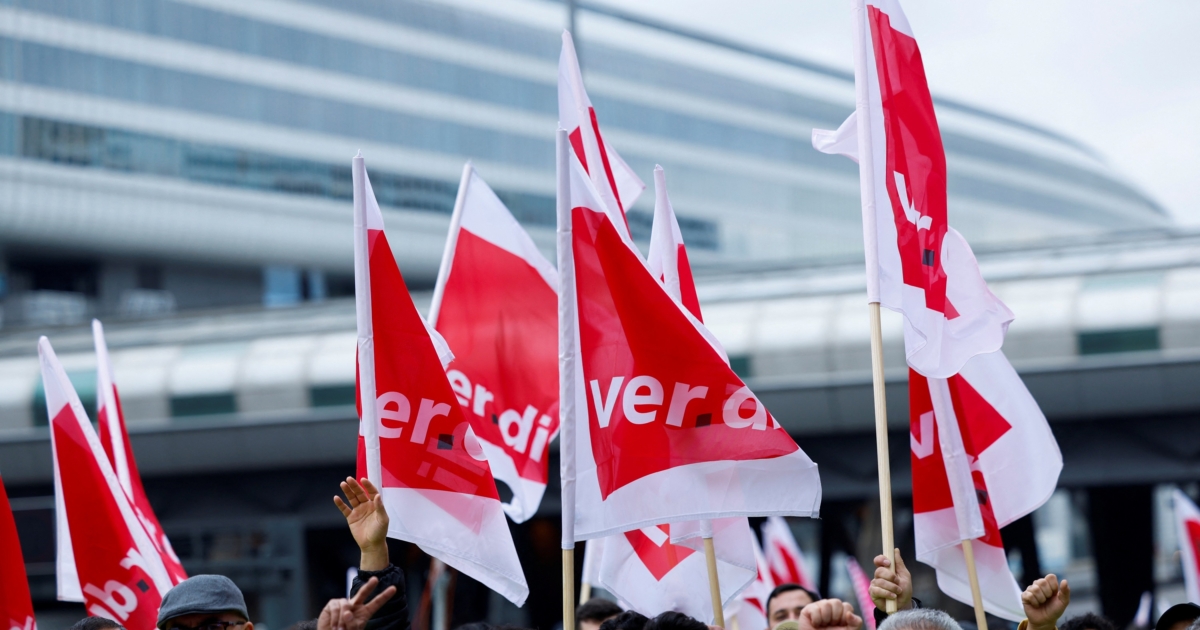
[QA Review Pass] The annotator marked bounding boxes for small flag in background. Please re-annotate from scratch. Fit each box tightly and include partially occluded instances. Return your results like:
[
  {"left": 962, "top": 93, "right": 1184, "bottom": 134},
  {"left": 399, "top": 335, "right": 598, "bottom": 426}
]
[
  {"left": 352, "top": 153, "right": 528, "bottom": 606},
  {"left": 44, "top": 337, "right": 174, "bottom": 628},
  {"left": 812, "top": 0, "right": 1013, "bottom": 379},
  {"left": 1173, "top": 489, "right": 1200, "bottom": 605},
  {"left": 846, "top": 556, "right": 877, "bottom": 630},
  {"left": 727, "top": 536, "right": 776, "bottom": 630},
  {"left": 909, "top": 349, "right": 1061, "bottom": 621},
  {"left": 430, "top": 163, "right": 560, "bottom": 524},
  {"left": 647, "top": 165, "right": 702, "bottom": 321},
  {"left": 94, "top": 320, "right": 188, "bottom": 585},
  {"left": 1, "top": 473, "right": 36, "bottom": 630},
  {"left": 761, "top": 516, "right": 816, "bottom": 591}
]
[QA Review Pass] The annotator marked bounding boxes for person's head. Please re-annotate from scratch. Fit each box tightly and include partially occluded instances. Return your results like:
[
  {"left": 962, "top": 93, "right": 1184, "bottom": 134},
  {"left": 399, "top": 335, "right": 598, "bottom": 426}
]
[
  {"left": 156, "top": 575, "right": 252, "bottom": 630},
  {"left": 1061, "top": 613, "right": 1117, "bottom": 630},
  {"left": 577, "top": 598, "right": 623, "bottom": 630},
  {"left": 1158, "top": 605, "right": 1200, "bottom": 630},
  {"left": 600, "top": 610, "right": 650, "bottom": 630},
  {"left": 70, "top": 619, "right": 125, "bottom": 630},
  {"left": 877, "top": 609, "right": 963, "bottom": 630},
  {"left": 643, "top": 611, "right": 707, "bottom": 630},
  {"left": 766, "top": 584, "right": 820, "bottom": 630}
]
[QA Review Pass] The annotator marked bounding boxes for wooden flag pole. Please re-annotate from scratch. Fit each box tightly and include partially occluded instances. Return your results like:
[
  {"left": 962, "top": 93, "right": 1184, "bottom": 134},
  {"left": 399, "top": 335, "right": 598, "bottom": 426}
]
[
  {"left": 703, "top": 536, "right": 725, "bottom": 627},
  {"left": 868, "top": 302, "right": 898, "bottom": 614},
  {"left": 563, "top": 548, "right": 576, "bottom": 630},
  {"left": 961, "top": 539, "right": 989, "bottom": 630},
  {"left": 579, "top": 581, "right": 592, "bottom": 605}
]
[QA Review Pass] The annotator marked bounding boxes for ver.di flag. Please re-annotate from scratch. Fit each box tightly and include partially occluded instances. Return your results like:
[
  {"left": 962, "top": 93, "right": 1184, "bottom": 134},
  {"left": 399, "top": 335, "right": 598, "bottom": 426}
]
[
  {"left": 429, "top": 163, "right": 559, "bottom": 524},
  {"left": 43, "top": 337, "right": 174, "bottom": 628},
  {"left": 557, "top": 146, "right": 821, "bottom": 541},
  {"left": 1, "top": 472, "right": 36, "bottom": 630},
  {"left": 1173, "top": 489, "right": 1200, "bottom": 604},
  {"left": 93, "top": 320, "right": 188, "bottom": 585},
  {"left": 559, "top": 31, "right": 645, "bottom": 226},
  {"left": 909, "top": 349, "right": 1061, "bottom": 620},
  {"left": 352, "top": 153, "right": 529, "bottom": 606},
  {"left": 647, "top": 165, "right": 701, "bottom": 320},
  {"left": 812, "top": 0, "right": 1012, "bottom": 378}
]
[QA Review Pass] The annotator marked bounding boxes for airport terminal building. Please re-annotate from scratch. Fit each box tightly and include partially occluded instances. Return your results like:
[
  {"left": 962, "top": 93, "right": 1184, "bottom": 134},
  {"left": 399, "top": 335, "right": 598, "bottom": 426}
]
[{"left": 0, "top": 0, "right": 1193, "bottom": 628}]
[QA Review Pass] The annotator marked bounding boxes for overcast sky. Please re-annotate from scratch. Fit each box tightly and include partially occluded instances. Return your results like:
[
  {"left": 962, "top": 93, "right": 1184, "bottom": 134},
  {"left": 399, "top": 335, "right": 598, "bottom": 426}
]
[{"left": 592, "top": 0, "right": 1200, "bottom": 226}]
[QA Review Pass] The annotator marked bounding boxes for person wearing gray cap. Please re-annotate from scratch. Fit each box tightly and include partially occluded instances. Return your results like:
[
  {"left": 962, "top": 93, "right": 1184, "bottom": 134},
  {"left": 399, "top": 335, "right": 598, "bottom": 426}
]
[{"left": 156, "top": 574, "right": 252, "bottom": 630}]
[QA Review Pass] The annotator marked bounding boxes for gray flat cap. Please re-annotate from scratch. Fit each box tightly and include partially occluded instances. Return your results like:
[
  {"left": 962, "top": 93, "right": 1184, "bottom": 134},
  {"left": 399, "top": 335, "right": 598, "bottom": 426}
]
[{"left": 157, "top": 575, "right": 248, "bottom": 628}]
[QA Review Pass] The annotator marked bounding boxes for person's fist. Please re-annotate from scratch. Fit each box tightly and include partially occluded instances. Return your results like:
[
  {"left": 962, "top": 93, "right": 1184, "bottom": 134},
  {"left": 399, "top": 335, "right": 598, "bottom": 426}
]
[
  {"left": 870, "top": 549, "right": 913, "bottom": 611},
  {"left": 799, "top": 599, "right": 863, "bottom": 630},
  {"left": 1022, "top": 574, "right": 1070, "bottom": 630}
]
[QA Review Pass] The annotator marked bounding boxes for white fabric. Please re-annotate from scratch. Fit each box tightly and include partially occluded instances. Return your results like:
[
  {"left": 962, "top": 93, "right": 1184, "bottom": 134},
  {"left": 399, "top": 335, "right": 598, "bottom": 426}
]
[
  {"left": 1174, "top": 489, "right": 1200, "bottom": 604},
  {"left": 810, "top": 111, "right": 859, "bottom": 164},
  {"left": 647, "top": 165, "right": 686, "bottom": 304},
  {"left": 727, "top": 536, "right": 774, "bottom": 630},
  {"left": 596, "top": 519, "right": 755, "bottom": 624},
  {"left": 916, "top": 510, "right": 1024, "bottom": 621}
]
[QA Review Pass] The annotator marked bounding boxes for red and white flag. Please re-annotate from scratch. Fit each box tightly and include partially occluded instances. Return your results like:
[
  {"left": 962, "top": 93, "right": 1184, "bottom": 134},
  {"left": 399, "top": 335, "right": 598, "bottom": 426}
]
[
  {"left": 812, "top": 0, "right": 1012, "bottom": 378},
  {"left": 557, "top": 138, "right": 821, "bottom": 541},
  {"left": 647, "top": 166, "right": 701, "bottom": 321},
  {"left": 1173, "top": 489, "right": 1200, "bottom": 604},
  {"left": 909, "top": 350, "right": 1061, "bottom": 621},
  {"left": 761, "top": 516, "right": 815, "bottom": 590},
  {"left": 846, "top": 557, "right": 877, "bottom": 630},
  {"left": 559, "top": 31, "right": 645, "bottom": 231},
  {"left": 1, "top": 473, "right": 36, "bottom": 630},
  {"left": 597, "top": 519, "right": 755, "bottom": 624},
  {"left": 43, "top": 337, "right": 174, "bottom": 628},
  {"left": 352, "top": 154, "right": 528, "bottom": 606},
  {"left": 429, "top": 163, "right": 559, "bottom": 524},
  {"left": 726, "top": 535, "right": 775, "bottom": 630},
  {"left": 93, "top": 320, "right": 188, "bottom": 585}
]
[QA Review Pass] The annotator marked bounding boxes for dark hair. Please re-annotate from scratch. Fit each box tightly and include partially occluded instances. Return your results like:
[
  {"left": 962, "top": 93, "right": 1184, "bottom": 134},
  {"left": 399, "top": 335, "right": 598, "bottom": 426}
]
[
  {"left": 1061, "top": 614, "right": 1118, "bottom": 630},
  {"left": 577, "top": 598, "right": 624, "bottom": 625},
  {"left": 766, "top": 583, "right": 821, "bottom": 615},
  {"left": 70, "top": 619, "right": 124, "bottom": 630},
  {"left": 600, "top": 610, "right": 650, "bottom": 630},
  {"left": 284, "top": 621, "right": 318, "bottom": 630},
  {"left": 643, "top": 612, "right": 707, "bottom": 630}
]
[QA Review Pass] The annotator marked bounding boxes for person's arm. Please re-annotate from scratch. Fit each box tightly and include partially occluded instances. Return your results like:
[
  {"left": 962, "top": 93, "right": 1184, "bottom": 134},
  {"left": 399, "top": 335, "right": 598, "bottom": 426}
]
[
  {"left": 335, "top": 478, "right": 410, "bottom": 630},
  {"left": 869, "top": 549, "right": 914, "bottom": 627},
  {"left": 1019, "top": 574, "right": 1071, "bottom": 630}
]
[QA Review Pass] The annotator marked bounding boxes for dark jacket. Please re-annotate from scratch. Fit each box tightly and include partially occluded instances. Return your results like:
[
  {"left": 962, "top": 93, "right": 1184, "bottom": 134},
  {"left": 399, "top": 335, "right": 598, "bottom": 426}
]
[{"left": 350, "top": 564, "right": 410, "bottom": 630}]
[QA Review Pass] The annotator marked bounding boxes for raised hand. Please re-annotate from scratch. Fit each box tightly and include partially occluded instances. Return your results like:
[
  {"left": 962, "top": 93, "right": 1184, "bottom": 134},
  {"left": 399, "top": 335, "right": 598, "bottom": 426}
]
[
  {"left": 1022, "top": 574, "right": 1071, "bottom": 630},
  {"left": 799, "top": 599, "right": 863, "bottom": 630},
  {"left": 870, "top": 548, "right": 913, "bottom": 611},
  {"left": 317, "top": 576, "right": 397, "bottom": 630},
  {"left": 335, "top": 477, "right": 390, "bottom": 571}
]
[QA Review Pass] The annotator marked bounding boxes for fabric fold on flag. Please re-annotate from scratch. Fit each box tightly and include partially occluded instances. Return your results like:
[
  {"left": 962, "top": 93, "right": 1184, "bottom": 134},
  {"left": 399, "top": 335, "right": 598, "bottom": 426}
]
[
  {"left": 597, "top": 518, "right": 756, "bottom": 624},
  {"left": 559, "top": 155, "right": 821, "bottom": 540},
  {"left": 761, "top": 516, "right": 815, "bottom": 590},
  {"left": 430, "top": 163, "right": 560, "bottom": 524},
  {"left": 1, "top": 473, "right": 36, "bottom": 630},
  {"left": 648, "top": 165, "right": 702, "bottom": 321},
  {"left": 1173, "top": 489, "right": 1200, "bottom": 604},
  {"left": 94, "top": 320, "right": 188, "bottom": 585},
  {"left": 43, "top": 337, "right": 174, "bottom": 627},
  {"left": 353, "top": 153, "right": 529, "bottom": 606},
  {"left": 812, "top": 0, "right": 1012, "bottom": 379},
  {"left": 559, "top": 31, "right": 644, "bottom": 235},
  {"left": 909, "top": 349, "right": 1061, "bottom": 621}
]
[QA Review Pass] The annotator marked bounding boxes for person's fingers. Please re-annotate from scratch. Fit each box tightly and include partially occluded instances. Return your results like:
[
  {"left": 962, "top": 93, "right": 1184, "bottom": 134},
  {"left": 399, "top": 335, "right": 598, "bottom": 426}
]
[
  {"left": 1045, "top": 574, "right": 1059, "bottom": 594},
  {"left": 1023, "top": 583, "right": 1045, "bottom": 606},
  {"left": 334, "top": 496, "right": 352, "bottom": 517},
  {"left": 1058, "top": 579, "right": 1071, "bottom": 606},
  {"left": 341, "top": 480, "right": 360, "bottom": 509},
  {"left": 362, "top": 585, "right": 397, "bottom": 616},
  {"left": 816, "top": 600, "right": 835, "bottom": 626},
  {"left": 339, "top": 608, "right": 355, "bottom": 630},
  {"left": 873, "top": 554, "right": 891, "bottom": 569},
  {"left": 873, "top": 566, "right": 897, "bottom": 582},
  {"left": 351, "top": 577, "right": 379, "bottom": 606},
  {"left": 350, "top": 478, "right": 371, "bottom": 505},
  {"left": 894, "top": 549, "right": 908, "bottom": 576},
  {"left": 362, "top": 477, "right": 381, "bottom": 499},
  {"left": 871, "top": 579, "right": 901, "bottom": 596}
]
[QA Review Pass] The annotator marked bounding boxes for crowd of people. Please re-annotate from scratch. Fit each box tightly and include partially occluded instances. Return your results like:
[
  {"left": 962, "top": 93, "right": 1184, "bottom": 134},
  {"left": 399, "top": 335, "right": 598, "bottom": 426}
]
[{"left": 61, "top": 478, "right": 1197, "bottom": 630}]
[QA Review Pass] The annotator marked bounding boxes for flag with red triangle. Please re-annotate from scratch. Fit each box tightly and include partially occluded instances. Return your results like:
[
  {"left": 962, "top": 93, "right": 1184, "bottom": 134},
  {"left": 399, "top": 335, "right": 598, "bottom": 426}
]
[
  {"left": 0, "top": 473, "right": 36, "bottom": 630},
  {"left": 43, "top": 337, "right": 174, "bottom": 628},
  {"left": 558, "top": 148, "right": 821, "bottom": 541},
  {"left": 93, "top": 320, "right": 188, "bottom": 585},
  {"left": 352, "top": 154, "right": 528, "bottom": 605},
  {"left": 761, "top": 516, "right": 815, "bottom": 591},
  {"left": 1173, "top": 489, "right": 1200, "bottom": 604},
  {"left": 811, "top": 0, "right": 1012, "bottom": 378},
  {"left": 430, "top": 163, "right": 559, "bottom": 524},
  {"left": 559, "top": 31, "right": 645, "bottom": 227},
  {"left": 909, "top": 349, "right": 1061, "bottom": 620}
]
